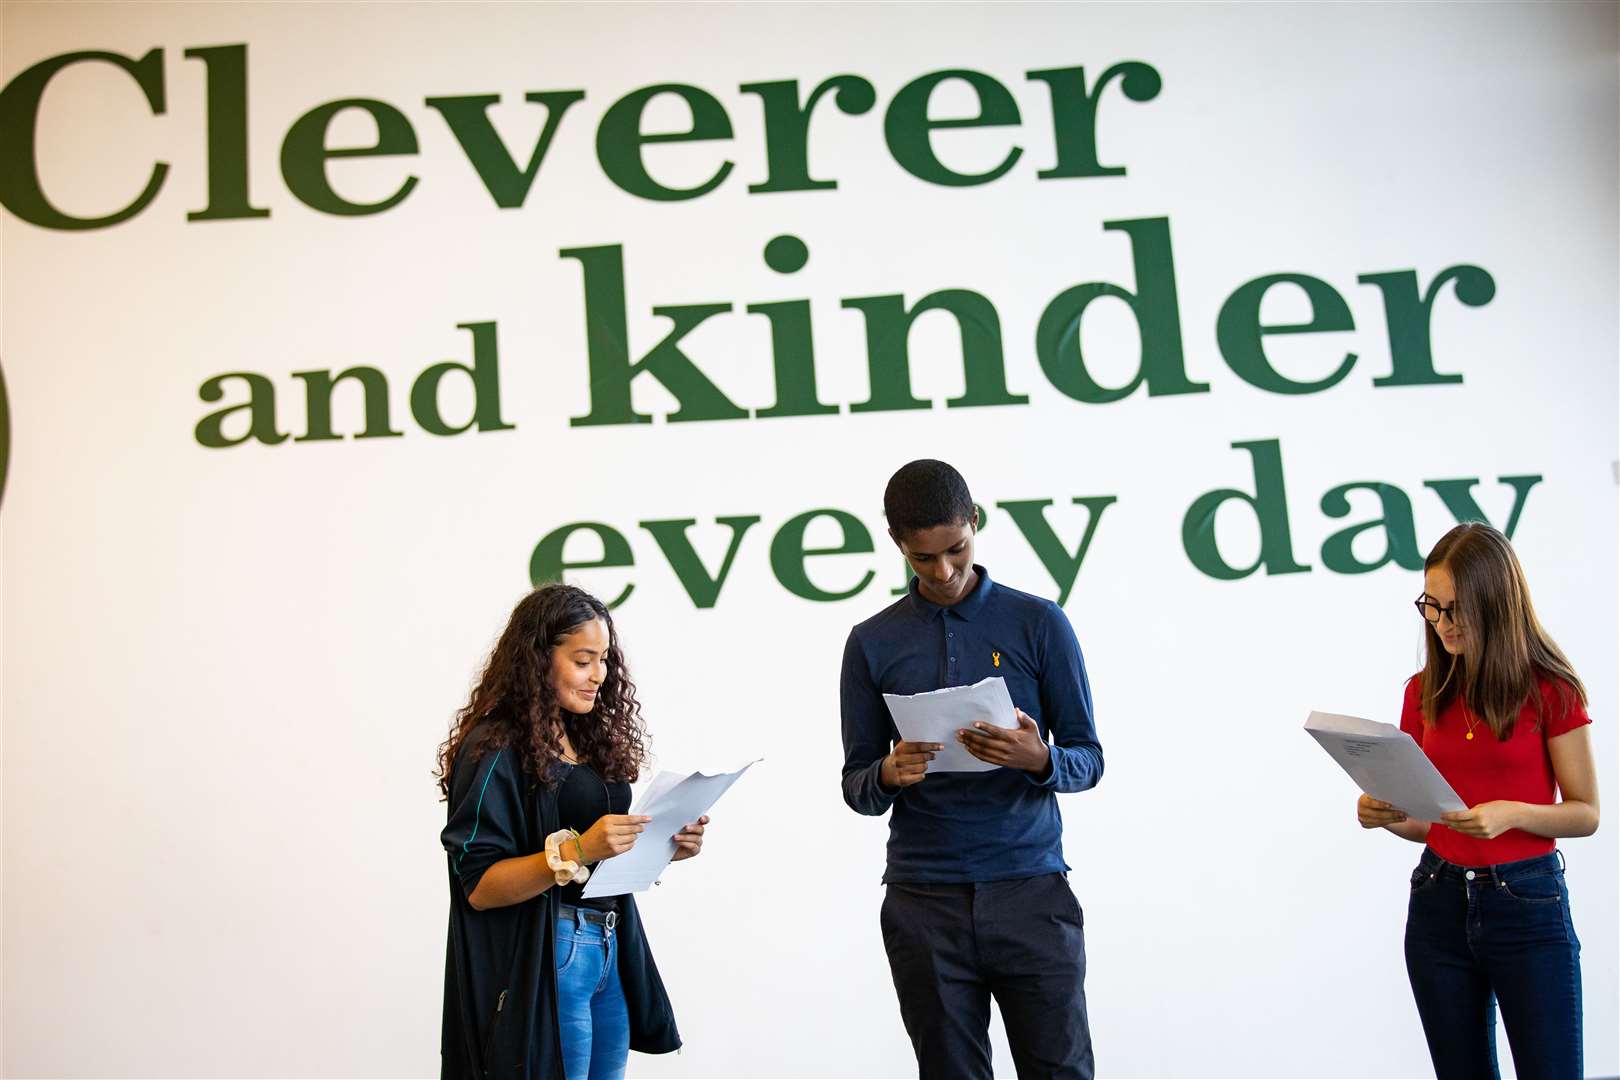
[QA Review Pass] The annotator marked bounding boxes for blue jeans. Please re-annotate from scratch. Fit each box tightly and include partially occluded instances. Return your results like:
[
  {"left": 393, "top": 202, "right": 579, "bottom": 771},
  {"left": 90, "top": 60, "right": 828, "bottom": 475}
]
[
  {"left": 555, "top": 909, "right": 629, "bottom": 1080},
  {"left": 1404, "top": 849, "right": 1582, "bottom": 1080}
]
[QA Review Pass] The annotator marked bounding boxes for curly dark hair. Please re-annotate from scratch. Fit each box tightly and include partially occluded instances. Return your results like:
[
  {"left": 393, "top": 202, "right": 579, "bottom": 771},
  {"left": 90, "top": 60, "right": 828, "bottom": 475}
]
[
  {"left": 435, "top": 584, "right": 648, "bottom": 799},
  {"left": 883, "top": 459, "right": 975, "bottom": 537}
]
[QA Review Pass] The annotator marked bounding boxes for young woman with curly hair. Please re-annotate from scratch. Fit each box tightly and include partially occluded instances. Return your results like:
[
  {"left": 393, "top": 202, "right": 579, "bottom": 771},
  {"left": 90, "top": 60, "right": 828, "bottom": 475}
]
[
  {"left": 1358, "top": 523, "right": 1599, "bottom": 1080},
  {"left": 437, "top": 584, "right": 707, "bottom": 1079}
]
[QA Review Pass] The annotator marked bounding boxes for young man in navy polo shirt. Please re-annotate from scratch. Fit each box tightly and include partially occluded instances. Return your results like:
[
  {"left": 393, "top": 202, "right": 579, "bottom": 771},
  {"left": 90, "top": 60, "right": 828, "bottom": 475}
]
[{"left": 840, "top": 459, "right": 1104, "bottom": 1080}]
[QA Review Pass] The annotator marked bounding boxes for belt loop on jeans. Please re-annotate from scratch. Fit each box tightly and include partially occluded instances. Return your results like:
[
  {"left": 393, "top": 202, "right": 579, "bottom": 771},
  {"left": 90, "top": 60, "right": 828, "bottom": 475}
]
[{"left": 1555, "top": 848, "right": 1567, "bottom": 872}]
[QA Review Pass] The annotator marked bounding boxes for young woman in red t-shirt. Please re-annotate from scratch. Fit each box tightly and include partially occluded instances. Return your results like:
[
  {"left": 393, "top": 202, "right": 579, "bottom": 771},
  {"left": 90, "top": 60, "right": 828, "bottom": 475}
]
[{"left": 1357, "top": 523, "right": 1599, "bottom": 1080}]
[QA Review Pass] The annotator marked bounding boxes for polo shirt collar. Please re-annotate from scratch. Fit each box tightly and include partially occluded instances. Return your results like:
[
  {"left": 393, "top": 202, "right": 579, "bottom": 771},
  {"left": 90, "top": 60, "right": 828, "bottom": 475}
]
[{"left": 907, "top": 564, "right": 994, "bottom": 621}]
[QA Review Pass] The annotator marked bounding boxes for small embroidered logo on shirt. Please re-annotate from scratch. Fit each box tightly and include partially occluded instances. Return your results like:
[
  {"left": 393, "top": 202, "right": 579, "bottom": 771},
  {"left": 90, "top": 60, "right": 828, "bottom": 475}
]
[{"left": 992, "top": 651, "right": 1001, "bottom": 667}]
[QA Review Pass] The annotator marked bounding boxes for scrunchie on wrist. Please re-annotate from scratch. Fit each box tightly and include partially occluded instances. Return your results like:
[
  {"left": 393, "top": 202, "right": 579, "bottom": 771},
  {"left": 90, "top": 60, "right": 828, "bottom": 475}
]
[{"left": 545, "top": 829, "right": 590, "bottom": 885}]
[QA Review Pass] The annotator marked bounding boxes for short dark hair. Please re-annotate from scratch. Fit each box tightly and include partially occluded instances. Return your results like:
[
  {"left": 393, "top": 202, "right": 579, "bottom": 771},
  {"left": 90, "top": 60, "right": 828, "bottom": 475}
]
[{"left": 883, "top": 459, "right": 974, "bottom": 536}]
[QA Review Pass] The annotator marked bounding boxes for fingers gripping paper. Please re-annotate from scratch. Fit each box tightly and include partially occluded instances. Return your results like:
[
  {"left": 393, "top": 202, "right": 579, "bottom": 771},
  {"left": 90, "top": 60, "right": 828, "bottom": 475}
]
[
  {"left": 579, "top": 760, "right": 759, "bottom": 898},
  {"left": 883, "top": 676, "right": 1019, "bottom": 774},
  {"left": 1304, "top": 711, "right": 1466, "bottom": 821}
]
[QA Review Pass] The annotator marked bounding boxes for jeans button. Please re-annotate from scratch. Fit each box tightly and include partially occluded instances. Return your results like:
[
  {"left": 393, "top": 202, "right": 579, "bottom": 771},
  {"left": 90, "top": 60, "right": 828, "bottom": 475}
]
[{"left": 1465, "top": 870, "right": 1476, "bottom": 881}]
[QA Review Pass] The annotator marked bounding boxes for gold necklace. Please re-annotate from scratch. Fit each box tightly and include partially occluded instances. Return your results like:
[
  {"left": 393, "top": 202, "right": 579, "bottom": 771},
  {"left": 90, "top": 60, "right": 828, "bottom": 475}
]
[{"left": 1463, "top": 708, "right": 1481, "bottom": 741}]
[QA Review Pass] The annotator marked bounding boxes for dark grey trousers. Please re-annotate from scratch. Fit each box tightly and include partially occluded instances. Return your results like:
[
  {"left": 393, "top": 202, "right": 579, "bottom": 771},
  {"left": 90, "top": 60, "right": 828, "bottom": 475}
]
[{"left": 880, "top": 872, "right": 1093, "bottom": 1080}]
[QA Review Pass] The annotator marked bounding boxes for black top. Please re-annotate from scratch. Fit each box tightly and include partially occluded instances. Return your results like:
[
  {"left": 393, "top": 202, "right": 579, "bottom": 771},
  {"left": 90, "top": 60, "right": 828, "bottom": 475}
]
[
  {"left": 440, "top": 723, "right": 680, "bottom": 1078},
  {"left": 555, "top": 762, "right": 631, "bottom": 910}
]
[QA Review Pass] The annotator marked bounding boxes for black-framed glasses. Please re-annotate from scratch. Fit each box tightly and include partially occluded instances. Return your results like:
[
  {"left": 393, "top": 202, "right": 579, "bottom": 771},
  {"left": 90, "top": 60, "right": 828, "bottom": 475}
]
[{"left": 1413, "top": 595, "right": 1460, "bottom": 626}]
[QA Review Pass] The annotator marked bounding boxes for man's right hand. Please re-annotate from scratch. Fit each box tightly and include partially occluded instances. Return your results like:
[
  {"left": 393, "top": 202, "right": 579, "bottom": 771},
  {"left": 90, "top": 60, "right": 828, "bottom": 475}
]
[{"left": 881, "top": 741, "right": 942, "bottom": 790}]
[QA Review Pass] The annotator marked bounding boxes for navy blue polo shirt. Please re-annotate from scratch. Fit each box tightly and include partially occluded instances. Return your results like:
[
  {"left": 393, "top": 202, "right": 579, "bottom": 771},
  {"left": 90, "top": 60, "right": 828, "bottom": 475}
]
[{"left": 840, "top": 566, "right": 1103, "bottom": 883}]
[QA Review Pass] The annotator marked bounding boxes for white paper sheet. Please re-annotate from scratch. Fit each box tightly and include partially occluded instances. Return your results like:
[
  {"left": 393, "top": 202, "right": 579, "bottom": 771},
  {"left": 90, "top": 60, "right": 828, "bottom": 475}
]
[
  {"left": 579, "top": 759, "right": 759, "bottom": 898},
  {"left": 882, "top": 676, "right": 1019, "bottom": 774},
  {"left": 1304, "top": 710, "right": 1466, "bottom": 821}
]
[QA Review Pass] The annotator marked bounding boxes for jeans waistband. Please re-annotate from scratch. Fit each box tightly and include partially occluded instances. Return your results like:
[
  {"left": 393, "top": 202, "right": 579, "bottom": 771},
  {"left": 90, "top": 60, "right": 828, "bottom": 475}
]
[
  {"left": 1417, "top": 848, "right": 1564, "bottom": 884},
  {"left": 558, "top": 904, "right": 618, "bottom": 932}
]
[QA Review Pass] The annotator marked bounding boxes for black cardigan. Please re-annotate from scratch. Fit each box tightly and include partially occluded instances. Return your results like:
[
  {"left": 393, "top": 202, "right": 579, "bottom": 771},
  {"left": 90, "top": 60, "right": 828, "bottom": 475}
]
[{"left": 441, "top": 724, "right": 680, "bottom": 1078}]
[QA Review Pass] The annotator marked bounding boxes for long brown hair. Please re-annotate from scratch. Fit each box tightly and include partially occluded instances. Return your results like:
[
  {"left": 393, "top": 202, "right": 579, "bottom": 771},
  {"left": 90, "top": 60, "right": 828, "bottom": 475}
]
[
  {"left": 1418, "top": 523, "right": 1585, "bottom": 738},
  {"left": 435, "top": 584, "right": 648, "bottom": 798}
]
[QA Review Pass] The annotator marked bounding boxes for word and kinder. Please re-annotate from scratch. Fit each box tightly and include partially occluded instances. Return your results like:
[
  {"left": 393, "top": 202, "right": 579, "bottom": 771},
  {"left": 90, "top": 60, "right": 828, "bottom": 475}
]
[{"left": 193, "top": 220, "right": 1492, "bottom": 445}]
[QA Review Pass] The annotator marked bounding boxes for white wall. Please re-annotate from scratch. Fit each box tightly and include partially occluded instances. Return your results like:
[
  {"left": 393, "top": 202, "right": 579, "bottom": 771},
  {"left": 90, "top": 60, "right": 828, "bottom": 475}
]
[{"left": 2, "top": 3, "right": 1615, "bottom": 1076}]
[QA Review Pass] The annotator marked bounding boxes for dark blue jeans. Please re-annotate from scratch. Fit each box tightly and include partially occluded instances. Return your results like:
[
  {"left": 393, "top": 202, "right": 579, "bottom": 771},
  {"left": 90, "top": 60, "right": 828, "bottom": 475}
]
[{"left": 1404, "top": 849, "right": 1582, "bottom": 1080}]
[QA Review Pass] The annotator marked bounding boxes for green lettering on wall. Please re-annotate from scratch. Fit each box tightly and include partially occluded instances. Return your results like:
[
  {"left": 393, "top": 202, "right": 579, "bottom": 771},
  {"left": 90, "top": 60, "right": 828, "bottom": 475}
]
[
  {"left": 561, "top": 244, "right": 745, "bottom": 426},
  {"left": 1037, "top": 217, "right": 1207, "bottom": 403},
  {"left": 1319, "top": 482, "right": 1422, "bottom": 573},
  {"left": 410, "top": 321, "right": 515, "bottom": 435},
  {"left": 425, "top": 90, "right": 586, "bottom": 208},
  {"left": 281, "top": 98, "right": 420, "bottom": 215},
  {"left": 1424, "top": 475, "right": 1542, "bottom": 539},
  {"left": 1026, "top": 62, "right": 1162, "bottom": 179},
  {"left": 0, "top": 358, "right": 10, "bottom": 512},
  {"left": 530, "top": 522, "right": 635, "bottom": 608},
  {"left": 0, "top": 49, "right": 168, "bottom": 229},
  {"left": 597, "top": 84, "right": 734, "bottom": 201},
  {"left": 1182, "top": 439, "right": 1309, "bottom": 579},
  {"left": 739, "top": 76, "right": 876, "bottom": 193},
  {"left": 195, "top": 373, "right": 288, "bottom": 447},
  {"left": 884, "top": 69, "right": 1023, "bottom": 187},
  {"left": 748, "top": 296, "right": 838, "bottom": 418},
  {"left": 998, "top": 497, "right": 1117, "bottom": 605},
  {"left": 749, "top": 234, "right": 837, "bottom": 418},
  {"left": 844, "top": 290, "right": 1026, "bottom": 412},
  {"left": 1217, "top": 273, "right": 1357, "bottom": 394},
  {"left": 641, "top": 516, "right": 760, "bottom": 608},
  {"left": 771, "top": 509, "right": 876, "bottom": 602},
  {"left": 292, "top": 367, "right": 403, "bottom": 441},
  {"left": 1359, "top": 266, "right": 1495, "bottom": 387},
  {"left": 184, "top": 45, "right": 270, "bottom": 222}
]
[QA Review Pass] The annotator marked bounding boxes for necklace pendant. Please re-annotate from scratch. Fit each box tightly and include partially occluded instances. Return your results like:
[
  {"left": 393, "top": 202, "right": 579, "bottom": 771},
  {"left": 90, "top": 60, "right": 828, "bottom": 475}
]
[{"left": 1465, "top": 731, "right": 1475, "bottom": 740}]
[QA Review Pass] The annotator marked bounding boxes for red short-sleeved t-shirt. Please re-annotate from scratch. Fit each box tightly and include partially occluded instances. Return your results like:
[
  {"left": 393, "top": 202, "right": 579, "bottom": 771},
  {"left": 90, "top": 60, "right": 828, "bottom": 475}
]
[{"left": 1400, "top": 673, "right": 1591, "bottom": 867}]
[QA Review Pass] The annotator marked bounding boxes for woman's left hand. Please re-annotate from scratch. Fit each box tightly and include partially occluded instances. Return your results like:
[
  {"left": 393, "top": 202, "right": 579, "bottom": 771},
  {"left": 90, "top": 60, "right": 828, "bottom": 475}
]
[
  {"left": 670, "top": 815, "right": 709, "bottom": 862},
  {"left": 1440, "top": 801, "right": 1522, "bottom": 840}
]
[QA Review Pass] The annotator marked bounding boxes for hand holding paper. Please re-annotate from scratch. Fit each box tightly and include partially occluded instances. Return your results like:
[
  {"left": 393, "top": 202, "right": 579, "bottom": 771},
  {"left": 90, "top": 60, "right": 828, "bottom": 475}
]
[
  {"left": 881, "top": 741, "right": 942, "bottom": 788},
  {"left": 670, "top": 815, "right": 708, "bottom": 861},
  {"left": 579, "top": 760, "right": 758, "bottom": 898},
  {"left": 1356, "top": 793, "right": 1410, "bottom": 829},
  {"left": 1438, "top": 801, "right": 1521, "bottom": 840},
  {"left": 959, "top": 707, "right": 1050, "bottom": 772},
  {"left": 576, "top": 814, "right": 652, "bottom": 862},
  {"left": 883, "top": 677, "right": 1019, "bottom": 774}
]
